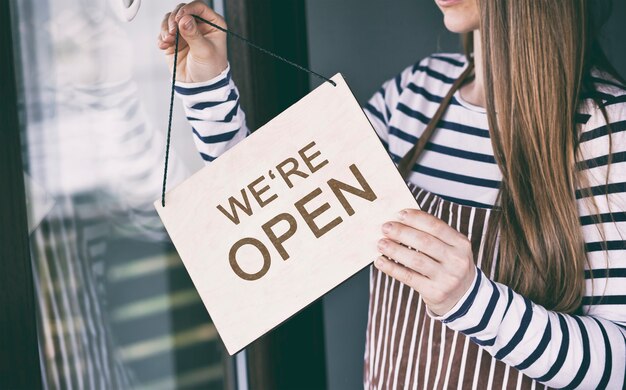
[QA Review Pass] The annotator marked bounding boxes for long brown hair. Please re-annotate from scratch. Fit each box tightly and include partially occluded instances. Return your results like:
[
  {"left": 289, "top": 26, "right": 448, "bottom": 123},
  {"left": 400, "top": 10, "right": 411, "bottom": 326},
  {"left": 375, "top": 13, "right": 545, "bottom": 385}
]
[{"left": 475, "top": 0, "right": 625, "bottom": 312}]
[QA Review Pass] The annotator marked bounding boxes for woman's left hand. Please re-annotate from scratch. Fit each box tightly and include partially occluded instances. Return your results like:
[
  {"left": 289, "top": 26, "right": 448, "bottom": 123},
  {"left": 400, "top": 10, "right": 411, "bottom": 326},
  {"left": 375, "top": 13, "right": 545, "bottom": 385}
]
[{"left": 375, "top": 209, "right": 477, "bottom": 317}]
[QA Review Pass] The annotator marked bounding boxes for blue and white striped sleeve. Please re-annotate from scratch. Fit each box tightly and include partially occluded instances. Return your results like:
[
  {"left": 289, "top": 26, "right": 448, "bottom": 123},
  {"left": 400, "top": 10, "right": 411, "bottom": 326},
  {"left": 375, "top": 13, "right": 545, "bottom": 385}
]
[
  {"left": 175, "top": 63, "right": 249, "bottom": 164},
  {"left": 363, "top": 64, "right": 416, "bottom": 151},
  {"left": 177, "top": 61, "right": 414, "bottom": 160},
  {"left": 429, "top": 98, "right": 626, "bottom": 388},
  {"left": 432, "top": 267, "right": 626, "bottom": 388}
]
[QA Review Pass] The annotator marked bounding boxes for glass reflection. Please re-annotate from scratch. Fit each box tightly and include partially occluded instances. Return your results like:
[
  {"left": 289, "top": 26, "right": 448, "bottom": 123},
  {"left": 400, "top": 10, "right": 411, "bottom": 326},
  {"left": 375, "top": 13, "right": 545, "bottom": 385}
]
[{"left": 13, "top": 0, "right": 225, "bottom": 388}]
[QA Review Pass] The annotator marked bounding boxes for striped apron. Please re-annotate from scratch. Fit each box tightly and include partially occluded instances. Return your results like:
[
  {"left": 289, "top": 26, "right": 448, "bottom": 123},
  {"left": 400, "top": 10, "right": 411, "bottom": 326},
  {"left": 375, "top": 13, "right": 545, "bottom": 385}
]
[{"left": 364, "top": 183, "right": 548, "bottom": 389}]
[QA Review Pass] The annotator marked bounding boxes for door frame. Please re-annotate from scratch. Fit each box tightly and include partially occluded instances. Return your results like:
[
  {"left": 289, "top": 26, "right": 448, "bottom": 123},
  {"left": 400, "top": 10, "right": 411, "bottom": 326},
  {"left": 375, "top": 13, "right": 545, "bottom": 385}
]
[
  {"left": 225, "top": 0, "right": 328, "bottom": 389},
  {"left": 0, "top": 0, "right": 43, "bottom": 388}
]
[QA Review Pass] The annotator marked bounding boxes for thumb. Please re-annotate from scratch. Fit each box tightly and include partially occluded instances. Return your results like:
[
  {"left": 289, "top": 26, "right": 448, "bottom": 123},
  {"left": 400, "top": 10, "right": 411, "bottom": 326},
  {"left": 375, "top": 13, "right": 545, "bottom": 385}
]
[{"left": 178, "top": 15, "right": 210, "bottom": 54}]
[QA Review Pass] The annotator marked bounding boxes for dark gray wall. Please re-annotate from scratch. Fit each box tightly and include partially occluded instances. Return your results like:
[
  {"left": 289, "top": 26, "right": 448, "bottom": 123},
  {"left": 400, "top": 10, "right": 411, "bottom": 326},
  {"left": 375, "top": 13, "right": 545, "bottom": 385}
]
[
  {"left": 307, "top": 1, "right": 458, "bottom": 104},
  {"left": 305, "top": 1, "right": 626, "bottom": 390},
  {"left": 602, "top": 1, "right": 626, "bottom": 76}
]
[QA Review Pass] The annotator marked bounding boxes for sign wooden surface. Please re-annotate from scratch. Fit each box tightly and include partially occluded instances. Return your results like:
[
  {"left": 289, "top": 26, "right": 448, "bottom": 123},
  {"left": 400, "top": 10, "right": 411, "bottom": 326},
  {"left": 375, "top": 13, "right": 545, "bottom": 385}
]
[{"left": 155, "top": 74, "right": 419, "bottom": 355}]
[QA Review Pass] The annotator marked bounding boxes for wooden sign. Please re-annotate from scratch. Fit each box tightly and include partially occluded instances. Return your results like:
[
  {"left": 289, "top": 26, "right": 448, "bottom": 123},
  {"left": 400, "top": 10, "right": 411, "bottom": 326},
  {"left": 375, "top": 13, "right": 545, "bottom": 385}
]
[{"left": 155, "top": 74, "right": 418, "bottom": 355}]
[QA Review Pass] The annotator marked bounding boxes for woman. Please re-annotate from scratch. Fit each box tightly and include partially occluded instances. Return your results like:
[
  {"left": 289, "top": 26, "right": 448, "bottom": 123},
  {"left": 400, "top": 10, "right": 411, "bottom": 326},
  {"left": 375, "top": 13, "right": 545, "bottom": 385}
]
[{"left": 158, "top": 1, "right": 626, "bottom": 388}]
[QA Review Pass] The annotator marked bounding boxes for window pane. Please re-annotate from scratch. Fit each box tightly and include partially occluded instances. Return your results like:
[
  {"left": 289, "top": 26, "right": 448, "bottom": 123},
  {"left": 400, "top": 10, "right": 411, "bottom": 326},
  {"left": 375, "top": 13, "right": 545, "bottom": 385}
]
[{"left": 12, "top": 0, "right": 225, "bottom": 388}]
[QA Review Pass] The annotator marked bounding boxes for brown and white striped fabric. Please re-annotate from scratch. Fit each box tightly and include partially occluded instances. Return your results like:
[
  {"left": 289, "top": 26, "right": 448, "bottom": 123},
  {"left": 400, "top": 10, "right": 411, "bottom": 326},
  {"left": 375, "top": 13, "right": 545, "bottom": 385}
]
[{"left": 364, "top": 184, "right": 546, "bottom": 390}]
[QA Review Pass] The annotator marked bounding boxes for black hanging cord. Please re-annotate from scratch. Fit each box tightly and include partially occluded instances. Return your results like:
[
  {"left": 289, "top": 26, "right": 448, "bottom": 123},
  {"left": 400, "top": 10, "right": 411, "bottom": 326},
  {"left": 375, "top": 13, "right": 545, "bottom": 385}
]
[
  {"left": 193, "top": 15, "right": 337, "bottom": 87},
  {"left": 161, "top": 17, "right": 335, "bottom": 207},
  {"left": 161, "top": 27, "right": 179, "bottom": 207}
]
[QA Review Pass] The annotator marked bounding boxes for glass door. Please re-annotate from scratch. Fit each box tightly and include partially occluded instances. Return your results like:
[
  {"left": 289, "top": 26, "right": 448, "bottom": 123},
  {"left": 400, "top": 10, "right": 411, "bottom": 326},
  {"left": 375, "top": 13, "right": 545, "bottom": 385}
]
[{"left": 11, "top": 0, "right": 229, "bottom": 388}]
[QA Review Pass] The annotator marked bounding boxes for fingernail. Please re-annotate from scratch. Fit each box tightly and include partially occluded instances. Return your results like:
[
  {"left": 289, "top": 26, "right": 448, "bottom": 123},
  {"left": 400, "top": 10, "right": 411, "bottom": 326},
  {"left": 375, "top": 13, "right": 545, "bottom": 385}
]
[
  {"left": 183, "top": 19, "right": 193, "bottom": 30},
  {"left": 382, "top": 222, "right": 392, "bottom": 233},
  {"left": 398, "top": 210, "right": 407, "bottom": 221},
  {"left": 377, "top": 239, "right": 387, "bottom": 250}
]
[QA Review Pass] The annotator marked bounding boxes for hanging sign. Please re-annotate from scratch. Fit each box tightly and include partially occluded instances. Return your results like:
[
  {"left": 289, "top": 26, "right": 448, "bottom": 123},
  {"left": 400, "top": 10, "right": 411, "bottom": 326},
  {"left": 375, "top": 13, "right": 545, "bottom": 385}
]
[{"left": 155, "top": 74, "right": 418, "bottom": 355}]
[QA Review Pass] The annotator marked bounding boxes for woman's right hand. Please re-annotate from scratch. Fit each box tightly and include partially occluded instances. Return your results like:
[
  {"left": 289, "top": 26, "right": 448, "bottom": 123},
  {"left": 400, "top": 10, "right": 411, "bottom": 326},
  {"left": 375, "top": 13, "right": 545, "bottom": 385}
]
[{"left": 157, "top": 1, "right": 229, "bottom": 83}]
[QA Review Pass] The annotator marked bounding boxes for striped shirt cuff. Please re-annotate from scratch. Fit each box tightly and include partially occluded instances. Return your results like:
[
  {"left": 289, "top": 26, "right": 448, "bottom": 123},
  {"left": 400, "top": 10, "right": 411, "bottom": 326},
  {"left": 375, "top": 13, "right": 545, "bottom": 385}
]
[{"left": 174, "top": 63, "right": 232, "bottom": 108}]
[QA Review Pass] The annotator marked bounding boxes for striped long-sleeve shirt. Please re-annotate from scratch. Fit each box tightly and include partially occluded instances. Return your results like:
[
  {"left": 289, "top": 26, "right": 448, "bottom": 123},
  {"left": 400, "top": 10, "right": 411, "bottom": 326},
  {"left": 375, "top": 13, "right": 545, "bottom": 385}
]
[{"left": 175, "top": 53, "right": 626, "bottom": 388}]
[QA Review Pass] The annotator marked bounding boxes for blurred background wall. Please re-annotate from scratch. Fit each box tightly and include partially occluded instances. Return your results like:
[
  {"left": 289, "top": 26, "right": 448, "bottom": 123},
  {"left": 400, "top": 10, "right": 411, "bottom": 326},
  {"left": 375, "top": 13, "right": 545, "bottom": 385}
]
[{"left": 304, "top": 1, "right": 626, "bottom": 389}]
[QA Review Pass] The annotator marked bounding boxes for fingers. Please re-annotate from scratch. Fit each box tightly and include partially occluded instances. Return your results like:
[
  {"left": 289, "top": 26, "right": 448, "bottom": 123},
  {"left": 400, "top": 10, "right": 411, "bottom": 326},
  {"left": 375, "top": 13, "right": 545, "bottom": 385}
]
[
  {"left": 376, "top": 209, "right": 477, "bottom": 316},
  {"left": 175, "top": 0, "right": 226, "bottom": 30},
  {"left": 158, "top": 4, "right": 184, "bottom": 49},
  {"left": 377, "top": 239, "right": 438, "bottom": 277},
  {"left": 158, "top": 12, "right": 172, "bottom": 49},
  {"left": 160, "top": 12, "right": 170, "bottom": 38},
  {"left": 178, "top": 14, "right": 202, "bottom": 43},
  {"left": 158, "top": 1, "right": 229, "bottom": 81},
  {"left": 374, "top": 255, "right": 431, "bottom": 290},
  {"left": 381, "top": 221, "right": 451, "bottom": 261},
  {"left": 397, "top": 209, "right": 468, "bottom": 247},
  {"left": 159, "top": 2, "right": 226, "bottom": 51},
  {"left": 176, "top": 13, "right": 218, "bottom": 57},
  {"left": 169, "top": 3, "right": 186, "bottom": 33}
]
